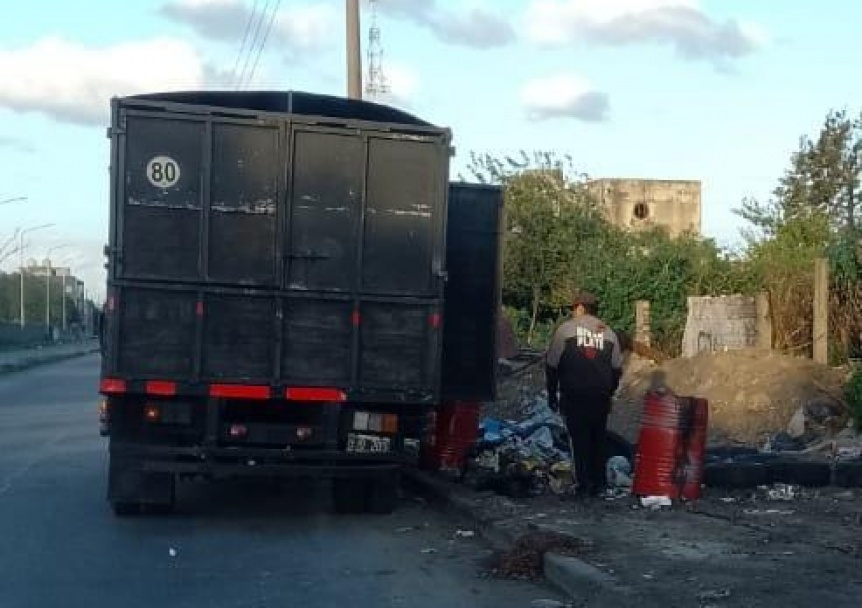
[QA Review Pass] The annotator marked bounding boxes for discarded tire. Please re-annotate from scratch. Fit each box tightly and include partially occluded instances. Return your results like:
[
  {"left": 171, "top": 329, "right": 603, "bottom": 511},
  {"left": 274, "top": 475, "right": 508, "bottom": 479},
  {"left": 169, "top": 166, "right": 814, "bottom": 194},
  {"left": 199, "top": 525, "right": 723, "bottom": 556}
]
[
  {"left": 703, "top": 462, "right": 770, "bottom": 489},
  {"left": 834, "top": 461, "right": 862, "bottom": 488},
  {"left": 705, "top": 446, "right": 760, "bottom": 463},
  {"left": 766, "top": 459, "right": 831, "bottom": 487}
]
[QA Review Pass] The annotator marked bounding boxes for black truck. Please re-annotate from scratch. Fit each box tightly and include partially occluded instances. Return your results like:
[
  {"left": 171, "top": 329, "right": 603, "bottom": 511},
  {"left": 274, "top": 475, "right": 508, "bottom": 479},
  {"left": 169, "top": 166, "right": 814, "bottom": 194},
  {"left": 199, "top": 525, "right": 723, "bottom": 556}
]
[{"left": 98, "top": 91, "right": 502, "bottom": 515}]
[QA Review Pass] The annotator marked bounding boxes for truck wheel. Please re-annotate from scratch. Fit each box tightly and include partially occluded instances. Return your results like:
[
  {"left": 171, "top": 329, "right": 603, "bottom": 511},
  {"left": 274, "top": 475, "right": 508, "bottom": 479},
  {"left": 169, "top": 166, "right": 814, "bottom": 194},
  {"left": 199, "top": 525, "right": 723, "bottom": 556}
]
[
  {"left": 366, "top": 471, "right": 400, "bottom": 515},
  {"left": 111, "top": 501, "right": 141, "bottom": 517},
  {"left": 333, "top": 479, "right": 367, "bottom": 514}
]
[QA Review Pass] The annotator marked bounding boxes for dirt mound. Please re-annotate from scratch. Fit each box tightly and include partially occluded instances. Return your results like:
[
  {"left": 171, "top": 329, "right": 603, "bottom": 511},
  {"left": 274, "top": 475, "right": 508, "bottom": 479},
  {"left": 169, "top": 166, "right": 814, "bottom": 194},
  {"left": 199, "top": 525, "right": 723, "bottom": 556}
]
[{"left": 610, "top": 349, "right": 848, "bottom": 446}]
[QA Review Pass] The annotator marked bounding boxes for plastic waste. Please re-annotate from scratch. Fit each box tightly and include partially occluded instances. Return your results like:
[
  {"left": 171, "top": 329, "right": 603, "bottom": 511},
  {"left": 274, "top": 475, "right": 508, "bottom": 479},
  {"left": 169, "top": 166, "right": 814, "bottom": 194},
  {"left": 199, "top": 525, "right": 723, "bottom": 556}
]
[
  {"left": 606, "top": 455, "right": 633, "bottom": 488},
  {"left": 640, "top": 496, "right": 672, "bottom": 509}
]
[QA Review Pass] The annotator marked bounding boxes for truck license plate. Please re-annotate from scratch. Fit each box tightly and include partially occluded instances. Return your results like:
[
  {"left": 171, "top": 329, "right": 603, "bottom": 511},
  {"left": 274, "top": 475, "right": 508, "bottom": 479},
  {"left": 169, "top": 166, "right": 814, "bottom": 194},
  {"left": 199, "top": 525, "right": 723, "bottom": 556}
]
[{"left": 347, "top": 433, "right": 391, "bottom": 454}]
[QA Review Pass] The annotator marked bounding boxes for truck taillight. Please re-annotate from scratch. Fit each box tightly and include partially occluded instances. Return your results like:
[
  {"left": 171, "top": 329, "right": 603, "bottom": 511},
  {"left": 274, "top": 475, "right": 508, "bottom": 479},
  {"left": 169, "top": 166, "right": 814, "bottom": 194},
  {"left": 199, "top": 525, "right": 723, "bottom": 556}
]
[
  {"left": 229, "top": 424, "right": 248, "bottom": 438},
  {"left": 353, "top": 412, "right": 398, "bottom": 434},
  {"left": 144, "top": 403, "right": 161, "bottom": 423}
]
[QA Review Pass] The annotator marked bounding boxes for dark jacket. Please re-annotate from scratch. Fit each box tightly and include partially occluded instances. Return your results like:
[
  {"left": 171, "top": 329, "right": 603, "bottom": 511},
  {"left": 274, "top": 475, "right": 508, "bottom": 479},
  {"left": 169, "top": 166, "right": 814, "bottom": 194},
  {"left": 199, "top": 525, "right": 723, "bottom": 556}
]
[{"left": 545, "top": 314, "right": 623, "bottom": 401}]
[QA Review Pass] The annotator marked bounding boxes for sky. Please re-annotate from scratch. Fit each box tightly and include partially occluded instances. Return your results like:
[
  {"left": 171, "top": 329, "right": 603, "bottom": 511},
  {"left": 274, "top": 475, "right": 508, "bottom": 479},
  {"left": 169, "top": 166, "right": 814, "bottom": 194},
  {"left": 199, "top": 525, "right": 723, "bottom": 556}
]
[{"left": 1, "top": 0, "right": 860, "bottom": 303}]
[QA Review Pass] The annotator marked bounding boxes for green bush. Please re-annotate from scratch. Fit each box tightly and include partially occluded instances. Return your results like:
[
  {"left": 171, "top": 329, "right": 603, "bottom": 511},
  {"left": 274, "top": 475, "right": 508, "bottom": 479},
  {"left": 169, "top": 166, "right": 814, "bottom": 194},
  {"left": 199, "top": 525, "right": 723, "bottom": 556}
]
[{"left": 844, "top": 365, "right": 862, "bottom": 431}]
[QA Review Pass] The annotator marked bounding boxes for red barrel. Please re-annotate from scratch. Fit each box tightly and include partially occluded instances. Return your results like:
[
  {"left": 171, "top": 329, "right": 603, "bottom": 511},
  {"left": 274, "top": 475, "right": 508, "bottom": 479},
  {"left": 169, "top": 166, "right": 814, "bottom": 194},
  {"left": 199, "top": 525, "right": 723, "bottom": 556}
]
[
  {"left": 633, "top": 390, "right": 709, "bottom": 500},
  {"left": 421, "top": 401, "right": 481, "bottom": 473}
]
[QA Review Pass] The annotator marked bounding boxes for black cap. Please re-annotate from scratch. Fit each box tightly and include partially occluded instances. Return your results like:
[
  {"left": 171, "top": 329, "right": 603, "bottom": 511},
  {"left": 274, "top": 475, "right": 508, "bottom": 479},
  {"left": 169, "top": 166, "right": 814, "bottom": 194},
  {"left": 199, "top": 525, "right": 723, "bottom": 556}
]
[{"left": 573, "top": 291, "right": 598, "bottom": 308}]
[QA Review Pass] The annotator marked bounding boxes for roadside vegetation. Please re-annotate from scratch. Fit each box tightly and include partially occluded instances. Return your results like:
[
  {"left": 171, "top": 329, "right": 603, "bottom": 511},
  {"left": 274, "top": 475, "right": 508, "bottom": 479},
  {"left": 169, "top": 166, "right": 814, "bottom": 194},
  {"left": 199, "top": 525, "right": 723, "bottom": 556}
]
[{"left": 469, "top": 110, "right": 862, "bottom": 372}]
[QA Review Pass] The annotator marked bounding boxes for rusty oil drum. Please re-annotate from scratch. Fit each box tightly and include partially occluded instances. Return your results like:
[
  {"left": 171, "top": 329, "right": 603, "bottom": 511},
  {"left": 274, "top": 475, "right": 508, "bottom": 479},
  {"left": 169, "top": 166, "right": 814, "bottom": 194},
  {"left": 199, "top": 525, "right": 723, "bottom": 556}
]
[
  {"left": 421, "top": 400, "right": 480, "bottom": 473},
  {"left": 632, "top": 390, "right": 709, "bottom": 500}
]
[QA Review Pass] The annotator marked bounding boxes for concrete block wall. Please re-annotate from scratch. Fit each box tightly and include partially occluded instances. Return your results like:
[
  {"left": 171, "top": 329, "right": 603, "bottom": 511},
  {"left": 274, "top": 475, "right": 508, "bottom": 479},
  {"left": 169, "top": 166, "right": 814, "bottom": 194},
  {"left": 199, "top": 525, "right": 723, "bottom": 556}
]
[{"left": 681, "top": 294, "right": 770, "bottom": 357}]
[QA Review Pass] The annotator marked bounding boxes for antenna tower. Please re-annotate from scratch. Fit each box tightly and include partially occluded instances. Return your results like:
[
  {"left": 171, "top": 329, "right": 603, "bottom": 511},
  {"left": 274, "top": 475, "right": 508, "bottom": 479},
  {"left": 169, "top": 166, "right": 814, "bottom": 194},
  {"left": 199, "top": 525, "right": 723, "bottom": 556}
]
[{"left": 365, "top": 0, "right": 390, "bottom": 99}]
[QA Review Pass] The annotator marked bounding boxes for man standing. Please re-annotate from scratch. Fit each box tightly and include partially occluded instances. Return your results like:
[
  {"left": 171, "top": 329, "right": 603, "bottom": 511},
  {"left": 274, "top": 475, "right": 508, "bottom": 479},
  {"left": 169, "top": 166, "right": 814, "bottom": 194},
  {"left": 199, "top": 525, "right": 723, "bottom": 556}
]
[{"left": 546, "top": 292, "right": 623, "bottom": 497}]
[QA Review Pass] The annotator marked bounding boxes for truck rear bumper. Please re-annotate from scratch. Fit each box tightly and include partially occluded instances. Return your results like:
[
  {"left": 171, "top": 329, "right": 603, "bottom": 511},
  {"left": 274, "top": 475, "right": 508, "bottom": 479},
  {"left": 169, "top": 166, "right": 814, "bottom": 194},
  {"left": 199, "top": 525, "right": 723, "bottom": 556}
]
[{"left": 110, "top": 442, "right": 411, "bottom": 479}]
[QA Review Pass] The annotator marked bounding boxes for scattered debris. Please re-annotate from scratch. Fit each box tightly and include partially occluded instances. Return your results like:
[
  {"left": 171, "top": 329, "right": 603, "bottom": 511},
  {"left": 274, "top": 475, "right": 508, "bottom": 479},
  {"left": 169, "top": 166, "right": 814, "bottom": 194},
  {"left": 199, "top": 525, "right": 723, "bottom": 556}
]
[
  {"left": 607, "top": 455, "right": 633, "bottom": 488},
  {"left": 530, "top": 599, "right": 573, "bottom": 608},
  {"left": 766, "top": 484, "right": 799, "bottom": 501},
  {"left": 697, "top": 588, "right": 732, "bottom": 602},
  {"left": 394, "top": 526, "right": 416, "bottom": 533},
  {"left": 420, "top": 548, "right": 437, "bottom": 555},
  {"left": 742, "top": 509, "right": 795, "bottom": 516},
  {"left": 455, "top": 529, "right": 476, "bottom": 539},
  {"left": 640, "top": 496, "right": 673, "bottom": 510},
  {"left": 491, "top": 531, "right": 591, "bottom": 580}
]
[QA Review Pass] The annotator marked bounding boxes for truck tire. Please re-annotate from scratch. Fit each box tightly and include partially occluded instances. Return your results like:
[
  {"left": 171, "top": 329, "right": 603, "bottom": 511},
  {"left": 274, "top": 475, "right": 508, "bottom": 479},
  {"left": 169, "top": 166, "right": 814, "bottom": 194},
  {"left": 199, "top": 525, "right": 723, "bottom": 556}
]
[
  {"left": 333, "top": 478, "right": 367, "bottom": 514},
  {"left": 365, "top": 471, "right": 400, "bottom": 515}
]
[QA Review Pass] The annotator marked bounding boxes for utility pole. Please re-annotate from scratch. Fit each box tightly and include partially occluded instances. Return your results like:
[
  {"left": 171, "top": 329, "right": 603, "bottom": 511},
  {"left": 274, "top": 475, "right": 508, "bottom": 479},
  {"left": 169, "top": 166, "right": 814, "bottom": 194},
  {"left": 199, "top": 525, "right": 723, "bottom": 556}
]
[{"left": 346, "top": 0, "right": 362, "bottom": 99}]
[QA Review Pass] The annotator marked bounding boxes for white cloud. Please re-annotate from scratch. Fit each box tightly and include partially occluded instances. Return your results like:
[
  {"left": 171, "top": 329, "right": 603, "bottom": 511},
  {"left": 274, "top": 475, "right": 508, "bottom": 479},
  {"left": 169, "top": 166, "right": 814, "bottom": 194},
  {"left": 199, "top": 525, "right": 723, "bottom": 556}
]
[
  {"left": 0, "top": 135, "right": 35, "bottom": 153},
  {"left": 525, "top": 0, "right": 765, "bottom": 66},
  {"left": 381, "top": 0, "right": 515, "bottom": 49},
  {"left": 160, "top": 0, "right": 337, "bottom": 56},
  {"left": 0, "top": 37, "right": 207, "bottom": 126},
  {"left": 369, "top": 62, "right": 420, "bottom": 110},
  {"left": 520, "top": 74, "right": 610, "bottom": 122}
]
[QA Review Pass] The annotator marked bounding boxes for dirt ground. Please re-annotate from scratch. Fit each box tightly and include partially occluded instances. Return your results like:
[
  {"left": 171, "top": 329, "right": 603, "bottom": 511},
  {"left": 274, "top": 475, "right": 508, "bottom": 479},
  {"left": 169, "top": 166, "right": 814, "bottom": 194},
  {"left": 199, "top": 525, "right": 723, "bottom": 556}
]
[
  {"left": 463, "top": 484, "right": 862, "bottom": 607},
  {"left": 488, "top": 348, "right": 851, "bottom": 448}
]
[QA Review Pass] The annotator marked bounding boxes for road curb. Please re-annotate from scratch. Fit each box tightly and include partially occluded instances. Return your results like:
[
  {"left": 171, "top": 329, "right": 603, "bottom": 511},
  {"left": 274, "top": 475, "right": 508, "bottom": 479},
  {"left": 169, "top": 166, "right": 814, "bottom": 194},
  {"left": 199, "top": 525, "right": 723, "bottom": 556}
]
[
  {"left": 0, "top": 345, "right": 100, "bottom": 376},
  {"left": 402, "top": 468, "right": 629, "bottom": 599}
]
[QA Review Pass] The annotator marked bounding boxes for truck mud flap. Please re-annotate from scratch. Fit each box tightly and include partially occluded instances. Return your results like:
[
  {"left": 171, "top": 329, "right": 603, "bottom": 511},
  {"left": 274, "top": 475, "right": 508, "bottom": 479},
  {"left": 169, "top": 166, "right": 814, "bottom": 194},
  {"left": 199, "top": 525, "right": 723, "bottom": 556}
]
[{"left": 108, "top": 456, "right": 176, "bottom": 513}]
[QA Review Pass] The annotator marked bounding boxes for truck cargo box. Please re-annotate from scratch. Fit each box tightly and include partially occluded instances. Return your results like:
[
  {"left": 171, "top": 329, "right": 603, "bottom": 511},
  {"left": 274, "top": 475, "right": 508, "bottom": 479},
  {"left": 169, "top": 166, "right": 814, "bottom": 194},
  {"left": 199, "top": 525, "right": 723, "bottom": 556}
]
[{"left": 102, "top": 91, "right": 452, "bottom": 404}]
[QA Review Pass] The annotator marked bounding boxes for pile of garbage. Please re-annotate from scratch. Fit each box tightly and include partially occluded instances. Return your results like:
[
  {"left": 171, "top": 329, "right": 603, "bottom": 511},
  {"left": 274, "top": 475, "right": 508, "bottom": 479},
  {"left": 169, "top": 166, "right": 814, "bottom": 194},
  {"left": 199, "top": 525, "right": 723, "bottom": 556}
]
[
  {"left": 465, "top": 396, "right": 634, "bottom": 498},
  {"left": 465, "top": 397, "right": 574, "bottom": 497}
]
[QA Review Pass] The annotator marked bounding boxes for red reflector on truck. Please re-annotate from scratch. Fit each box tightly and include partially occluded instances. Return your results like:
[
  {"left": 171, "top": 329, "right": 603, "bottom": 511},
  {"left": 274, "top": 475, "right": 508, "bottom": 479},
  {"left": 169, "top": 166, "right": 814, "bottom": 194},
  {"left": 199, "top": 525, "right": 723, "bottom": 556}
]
[
  {"left": 99, "top": 378, "right": 127, "bottom": 394},
  {"left": 145, "top": 380, "right": 177, "bottom": 396},
  {"left": 429, "top": 312, "right": 441, "bottom": 329},
  {"left": 209, "top": 384, "right": 271, "bottom": 399},
  {"left": 285, "top": 387, "right": 347, "bottom": 402}
]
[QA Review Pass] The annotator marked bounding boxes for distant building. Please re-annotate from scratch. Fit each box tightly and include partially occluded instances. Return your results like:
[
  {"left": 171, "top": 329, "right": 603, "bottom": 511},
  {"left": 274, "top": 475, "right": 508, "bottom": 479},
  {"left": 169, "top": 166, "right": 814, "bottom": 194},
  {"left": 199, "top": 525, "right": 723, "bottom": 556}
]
[
  {"left": 23, "top": 261, "right": 85, "bottom": 309},
  {"left": 586, "top": 178, "right": 702, "bottom": 237}
]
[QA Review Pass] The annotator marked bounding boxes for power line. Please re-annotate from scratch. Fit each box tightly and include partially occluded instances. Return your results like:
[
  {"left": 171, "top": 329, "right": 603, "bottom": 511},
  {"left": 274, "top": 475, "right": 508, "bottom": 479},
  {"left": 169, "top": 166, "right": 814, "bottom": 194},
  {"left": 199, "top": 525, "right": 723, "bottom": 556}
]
[
  {"left": 245, "top": 0, "right": 282, "bottom": 89},
  {"left": 236, "top": 0, "right": 272, "bottom": 90},
  {"left": 230, "top": 0, "right": 261, "bottom": 88}
]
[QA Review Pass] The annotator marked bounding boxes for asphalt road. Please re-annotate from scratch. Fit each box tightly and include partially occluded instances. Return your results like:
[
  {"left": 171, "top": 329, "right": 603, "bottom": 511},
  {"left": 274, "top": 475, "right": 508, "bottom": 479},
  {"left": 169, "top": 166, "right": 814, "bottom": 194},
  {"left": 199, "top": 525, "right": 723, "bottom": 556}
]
[{"left": 0, "top": 355, "right": 560, "bottom": 608}]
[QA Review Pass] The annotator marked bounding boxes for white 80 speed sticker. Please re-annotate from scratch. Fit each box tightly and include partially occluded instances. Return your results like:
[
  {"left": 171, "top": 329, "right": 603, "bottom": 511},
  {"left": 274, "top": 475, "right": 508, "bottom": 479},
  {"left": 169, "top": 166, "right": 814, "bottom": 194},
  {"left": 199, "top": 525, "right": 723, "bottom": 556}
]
[{"left": 146, "top": 155, "right": 181, "bottom": 189}]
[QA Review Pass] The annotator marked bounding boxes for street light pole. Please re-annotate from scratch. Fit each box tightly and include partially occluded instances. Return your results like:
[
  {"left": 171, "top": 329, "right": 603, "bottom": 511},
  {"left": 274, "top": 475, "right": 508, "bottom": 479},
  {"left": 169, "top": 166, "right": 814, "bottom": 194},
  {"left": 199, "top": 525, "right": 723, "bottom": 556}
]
[{"left": 19, "top": 223, "right": 53, "bottom": 328}]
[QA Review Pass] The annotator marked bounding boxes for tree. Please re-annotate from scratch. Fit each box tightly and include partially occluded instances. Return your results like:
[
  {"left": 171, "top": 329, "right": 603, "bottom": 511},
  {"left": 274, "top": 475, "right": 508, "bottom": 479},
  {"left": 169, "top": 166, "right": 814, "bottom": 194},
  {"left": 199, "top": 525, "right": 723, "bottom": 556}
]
[
  {"left": 738, "top": 110, "right": 862, "bottom": 236},
  {"left": 465, "top": 151, "right": 605, "bottom": 344}
]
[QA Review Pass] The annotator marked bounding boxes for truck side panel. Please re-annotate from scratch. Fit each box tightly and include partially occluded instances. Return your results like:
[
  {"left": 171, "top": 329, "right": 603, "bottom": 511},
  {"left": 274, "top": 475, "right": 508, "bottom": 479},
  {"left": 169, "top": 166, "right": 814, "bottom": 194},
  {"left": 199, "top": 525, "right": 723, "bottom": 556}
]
[{"left": 440, "top": 183, "right": 504, "bottom": 401}]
